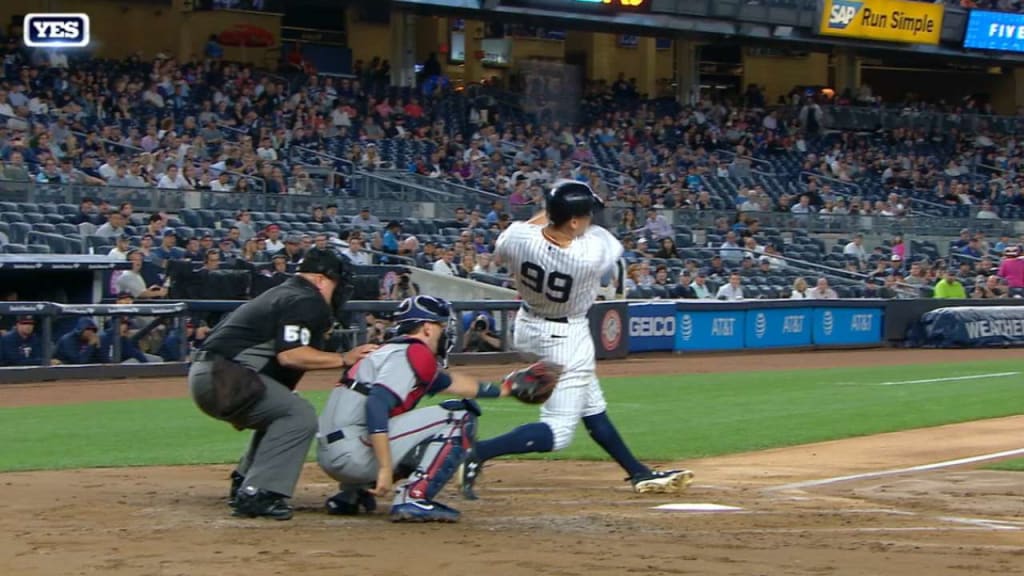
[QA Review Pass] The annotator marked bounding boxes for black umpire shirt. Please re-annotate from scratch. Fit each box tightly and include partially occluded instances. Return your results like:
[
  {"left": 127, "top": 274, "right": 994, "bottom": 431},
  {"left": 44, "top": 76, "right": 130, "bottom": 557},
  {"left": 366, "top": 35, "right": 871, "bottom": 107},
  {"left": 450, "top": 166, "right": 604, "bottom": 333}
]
[{"left": 201, "top": 276, "right": 332, "bottom": 389}]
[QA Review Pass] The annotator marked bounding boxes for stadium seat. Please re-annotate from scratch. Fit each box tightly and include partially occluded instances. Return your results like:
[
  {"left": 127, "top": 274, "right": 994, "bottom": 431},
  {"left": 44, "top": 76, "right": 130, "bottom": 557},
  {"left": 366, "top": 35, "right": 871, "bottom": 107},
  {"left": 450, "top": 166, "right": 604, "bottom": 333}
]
[
  {"left": 2, "top": 243, "right": 28, "bottom": 253},
  {"left": 27, "top": 244, "right": 51, "bottom": 254}
]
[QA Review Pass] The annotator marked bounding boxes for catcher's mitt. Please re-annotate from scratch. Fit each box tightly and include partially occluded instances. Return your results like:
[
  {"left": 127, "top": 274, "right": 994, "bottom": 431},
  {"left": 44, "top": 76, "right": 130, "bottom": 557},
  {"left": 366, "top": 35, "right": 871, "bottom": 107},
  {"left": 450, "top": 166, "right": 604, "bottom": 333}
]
[{"left": 502, "top": 361, "right": 561, "bottom": 404}]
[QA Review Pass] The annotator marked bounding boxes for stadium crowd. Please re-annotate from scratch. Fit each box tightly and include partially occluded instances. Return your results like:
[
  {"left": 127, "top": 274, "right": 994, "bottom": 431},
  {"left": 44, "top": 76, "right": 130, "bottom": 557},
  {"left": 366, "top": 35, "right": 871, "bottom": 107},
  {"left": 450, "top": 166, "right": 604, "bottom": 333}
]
[{"left": 2, "top": 19, "right": 1024, "bottom": 366}]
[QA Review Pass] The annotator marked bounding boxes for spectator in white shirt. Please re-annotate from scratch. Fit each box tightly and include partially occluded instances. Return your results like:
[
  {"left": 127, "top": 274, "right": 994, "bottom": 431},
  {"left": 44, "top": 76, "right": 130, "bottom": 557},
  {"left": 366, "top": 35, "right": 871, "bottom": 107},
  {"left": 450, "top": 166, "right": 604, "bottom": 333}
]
[
  {"left": 715, "top": 273, "right": 745, "bottom": 301},
  {"left": 790, "top": 195, "right": 812, "bottom": 214},
  {"left": 95, "top": 212, "right": 128, "bottom": 238},
  {"left": 432, "top": 248, "right": 459, "bottom": 276},
  {"left": 843, "top": 233, "right": 867, "bottom": 265},
  {"left": 790, "top": 277, "right": 811, "bottom": 299},
  {"left": 107, "top": 235, "right": 131, "bottom": 259},
  {"left": 209, "top": 172, "right": 233, "bottom": 191},
  {"left": 157, "top": 165, "right": 190, "bottom": 189},
  {"left": 719, "top": 231, "right": 744, "bottom": 265},
  {"left": 690, "top": 273, "right": 713, "bottom": 299},
  {"left": 341, "top": 234, "right": 370, "bottom": 266},
  {"left": 976, "top": 201, "right": 1000, "bottom": 220},
  {"left": 256, "top": 137, "right": 278, "bottom": 161},
  {"left": 809, "top": 277, "right": 839, "bottom": 299},
  {"left": 98, "top": 153, "right": 119, "bottom": 181}
]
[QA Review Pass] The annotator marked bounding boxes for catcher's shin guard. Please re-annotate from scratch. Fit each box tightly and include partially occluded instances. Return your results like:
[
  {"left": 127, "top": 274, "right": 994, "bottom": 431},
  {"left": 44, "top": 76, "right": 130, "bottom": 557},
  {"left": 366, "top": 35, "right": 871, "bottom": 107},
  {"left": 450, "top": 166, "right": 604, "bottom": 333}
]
[{"left": 403, "top": 409, "right": 477, "bottom": 501}]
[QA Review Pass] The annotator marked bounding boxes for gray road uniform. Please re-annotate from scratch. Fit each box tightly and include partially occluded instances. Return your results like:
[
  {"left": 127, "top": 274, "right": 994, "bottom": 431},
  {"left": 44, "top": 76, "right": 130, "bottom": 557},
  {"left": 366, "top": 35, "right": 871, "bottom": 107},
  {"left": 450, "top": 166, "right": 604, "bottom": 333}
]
[{"left": 317, "top": 335, "right": 476, "bottom": 509}]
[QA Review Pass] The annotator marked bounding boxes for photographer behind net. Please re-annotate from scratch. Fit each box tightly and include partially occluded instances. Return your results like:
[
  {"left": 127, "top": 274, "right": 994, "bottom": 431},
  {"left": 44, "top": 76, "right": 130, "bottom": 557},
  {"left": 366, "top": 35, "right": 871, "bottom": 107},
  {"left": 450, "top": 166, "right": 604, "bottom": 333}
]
[
  {"left": 461, "top": 311, "right": 503, "bottom": 353},
  {"left": 389, "top": 271, "right": 419, "bottom": 301}
]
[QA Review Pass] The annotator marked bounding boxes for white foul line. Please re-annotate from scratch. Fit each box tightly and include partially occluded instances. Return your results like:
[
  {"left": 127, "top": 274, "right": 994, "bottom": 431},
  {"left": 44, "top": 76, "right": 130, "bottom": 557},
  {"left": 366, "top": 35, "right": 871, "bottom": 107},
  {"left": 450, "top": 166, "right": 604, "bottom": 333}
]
[
  {"left": 873, "top": 371, "right": 1020, "bottom": 386},
  {"left": 768, "top": 447, "right": 1024, "bottom": 492}
]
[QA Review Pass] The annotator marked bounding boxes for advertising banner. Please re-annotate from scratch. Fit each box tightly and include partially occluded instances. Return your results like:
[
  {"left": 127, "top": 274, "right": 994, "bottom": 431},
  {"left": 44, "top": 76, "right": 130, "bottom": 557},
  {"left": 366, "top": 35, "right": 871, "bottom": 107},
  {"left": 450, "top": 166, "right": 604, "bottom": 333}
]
[
  {"left": 818, "top": 0, "right": 943, "bottom": 45},
  {"left": 745, "top": 308, "right": 812, "bottom": 349},
  {"left": 963, "top": 10, "right": 1024, "bottom": 53},
  {"left": 812, "top": 307, "right": 883, "bottom": 346},
  {"left": 627, "top": 302, "right": 676, "bottom": 352},
  {"left": 674, "top": 309, "right": 745, "bottom": 352}
]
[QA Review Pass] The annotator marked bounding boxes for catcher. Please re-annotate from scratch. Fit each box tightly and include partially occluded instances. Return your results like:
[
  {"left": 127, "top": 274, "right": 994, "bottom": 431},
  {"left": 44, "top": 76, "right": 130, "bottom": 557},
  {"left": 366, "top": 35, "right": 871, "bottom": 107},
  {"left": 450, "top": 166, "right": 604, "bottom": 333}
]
[{"left": 316, "top": 295, "right": 557, "bottom": 523}]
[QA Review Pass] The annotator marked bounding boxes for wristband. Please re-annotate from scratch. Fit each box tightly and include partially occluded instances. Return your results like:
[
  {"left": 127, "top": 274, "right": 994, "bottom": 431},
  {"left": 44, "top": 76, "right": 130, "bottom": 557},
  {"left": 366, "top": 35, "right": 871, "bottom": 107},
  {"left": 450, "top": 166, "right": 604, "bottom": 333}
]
[{"left": 476, "top": 381, "right": 502, "bottom": 398}]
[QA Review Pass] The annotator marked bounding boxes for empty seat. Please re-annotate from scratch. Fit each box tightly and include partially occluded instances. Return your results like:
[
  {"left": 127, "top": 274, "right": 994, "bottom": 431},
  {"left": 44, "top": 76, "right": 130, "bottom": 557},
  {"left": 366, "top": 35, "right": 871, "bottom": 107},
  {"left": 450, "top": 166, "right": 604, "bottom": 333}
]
[
  {"left": 2, "top": 243, "right": 28, "bottom": 254},
  {"left": 27, "top": 244, "right": 51, "bottom": 254}
]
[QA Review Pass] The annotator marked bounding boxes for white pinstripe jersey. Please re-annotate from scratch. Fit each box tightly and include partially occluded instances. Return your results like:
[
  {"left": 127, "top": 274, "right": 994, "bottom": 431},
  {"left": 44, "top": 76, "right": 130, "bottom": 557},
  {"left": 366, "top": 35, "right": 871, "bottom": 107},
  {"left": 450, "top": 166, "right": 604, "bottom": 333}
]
[{"left": 495, "top": 221, "right": 623, "bottom": 319}]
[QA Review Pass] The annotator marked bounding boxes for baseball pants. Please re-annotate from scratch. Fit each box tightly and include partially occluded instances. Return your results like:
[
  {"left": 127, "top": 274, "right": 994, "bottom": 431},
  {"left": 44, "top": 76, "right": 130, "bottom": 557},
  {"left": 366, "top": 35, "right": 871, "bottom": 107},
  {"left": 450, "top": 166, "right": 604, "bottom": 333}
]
[
  {"left": 189, "top": 360, "right": 317, "bottom": 498},
  {"left": 514, "top": 311, "right": 608, "bottom": 451},
  {"left": 317, "top": 394, "right": 462, "bottom": 487}
]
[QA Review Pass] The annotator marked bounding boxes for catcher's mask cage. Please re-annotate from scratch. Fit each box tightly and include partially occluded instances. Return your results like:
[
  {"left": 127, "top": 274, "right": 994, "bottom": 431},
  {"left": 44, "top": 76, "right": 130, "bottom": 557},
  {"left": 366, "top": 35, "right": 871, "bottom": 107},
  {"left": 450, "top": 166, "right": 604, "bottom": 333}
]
[{"left": 393, "top": 295, "right": 456, "bottom": 367}]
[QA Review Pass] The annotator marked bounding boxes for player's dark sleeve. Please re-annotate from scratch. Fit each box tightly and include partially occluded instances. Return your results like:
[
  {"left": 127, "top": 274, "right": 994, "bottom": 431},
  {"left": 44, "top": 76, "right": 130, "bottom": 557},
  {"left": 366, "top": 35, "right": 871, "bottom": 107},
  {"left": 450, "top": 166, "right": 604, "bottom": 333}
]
[
  {"left": 273, "top": 295, "right": 329, "bottom": 354},
  {"left": 407, "top": 341, "right": 452, "bottom": 395},
  {"left": 366, "top": 386, "right": 400, "bottom": 434}
]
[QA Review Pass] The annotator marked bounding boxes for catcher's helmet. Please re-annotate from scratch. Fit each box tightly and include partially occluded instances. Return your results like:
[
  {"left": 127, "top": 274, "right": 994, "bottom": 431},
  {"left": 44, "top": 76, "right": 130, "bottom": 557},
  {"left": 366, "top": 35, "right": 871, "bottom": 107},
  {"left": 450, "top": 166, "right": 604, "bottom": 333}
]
[
  {"left": 393, "top": 295, "right": 456, "bottom": 365},
  {"left": 545, "top": 179, "right": 605, "bottom": 226}
]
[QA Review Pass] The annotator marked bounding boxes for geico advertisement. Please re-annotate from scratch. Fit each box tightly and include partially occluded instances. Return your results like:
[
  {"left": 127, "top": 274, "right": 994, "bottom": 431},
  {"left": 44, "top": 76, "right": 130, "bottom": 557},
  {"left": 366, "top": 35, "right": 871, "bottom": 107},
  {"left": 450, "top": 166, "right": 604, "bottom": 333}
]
[{"left": 819, "top": 0, "right": 943, "bottom": 45}]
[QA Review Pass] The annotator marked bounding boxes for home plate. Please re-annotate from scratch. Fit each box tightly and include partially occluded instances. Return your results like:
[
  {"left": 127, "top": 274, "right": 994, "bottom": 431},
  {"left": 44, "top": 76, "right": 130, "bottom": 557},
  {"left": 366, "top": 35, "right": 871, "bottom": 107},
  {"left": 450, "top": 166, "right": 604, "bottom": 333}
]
[{"left": 652, "top": 503, "right": 743, "bottom": 512}]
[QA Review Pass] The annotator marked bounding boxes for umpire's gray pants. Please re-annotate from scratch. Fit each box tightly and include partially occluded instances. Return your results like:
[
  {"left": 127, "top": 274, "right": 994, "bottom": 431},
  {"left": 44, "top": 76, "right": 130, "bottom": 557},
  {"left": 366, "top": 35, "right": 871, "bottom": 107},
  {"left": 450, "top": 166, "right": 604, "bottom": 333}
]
[{"left": 189, "top": 360, "right": 317, "bottom": 498}]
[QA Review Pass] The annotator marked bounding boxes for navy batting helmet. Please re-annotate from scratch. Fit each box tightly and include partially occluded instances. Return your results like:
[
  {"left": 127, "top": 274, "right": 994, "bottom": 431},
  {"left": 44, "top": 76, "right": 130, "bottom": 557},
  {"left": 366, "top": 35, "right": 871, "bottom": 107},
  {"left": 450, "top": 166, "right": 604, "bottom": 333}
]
[{"left": 545, "top": 179, "right": 605, "bottom": 226}]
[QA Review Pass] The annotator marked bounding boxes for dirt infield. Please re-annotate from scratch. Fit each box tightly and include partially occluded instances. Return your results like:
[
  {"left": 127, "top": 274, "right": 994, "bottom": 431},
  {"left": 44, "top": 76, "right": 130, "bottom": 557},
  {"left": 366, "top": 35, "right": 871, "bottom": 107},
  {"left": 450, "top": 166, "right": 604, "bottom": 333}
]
[{"left": 3, "top": 348, "right": 1024, "bottom": 575}]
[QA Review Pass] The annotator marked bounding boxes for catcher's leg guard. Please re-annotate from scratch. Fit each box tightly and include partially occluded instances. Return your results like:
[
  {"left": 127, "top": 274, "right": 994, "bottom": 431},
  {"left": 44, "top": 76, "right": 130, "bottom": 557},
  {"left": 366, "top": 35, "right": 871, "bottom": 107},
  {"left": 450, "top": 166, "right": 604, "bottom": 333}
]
[{"left": 400, "top": 409, "right": 477, "bottom": 502}]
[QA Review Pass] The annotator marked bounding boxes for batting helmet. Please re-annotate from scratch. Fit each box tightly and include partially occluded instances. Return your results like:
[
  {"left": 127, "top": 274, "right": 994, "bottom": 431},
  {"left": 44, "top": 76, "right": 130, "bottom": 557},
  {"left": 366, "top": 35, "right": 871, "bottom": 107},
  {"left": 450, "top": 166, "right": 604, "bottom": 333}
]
[
  {"left": 297, "top": 247, "right": 355, "bottom": 319},
  {"left": 545, "top": 179, "right": 605, "bottom": 226}
]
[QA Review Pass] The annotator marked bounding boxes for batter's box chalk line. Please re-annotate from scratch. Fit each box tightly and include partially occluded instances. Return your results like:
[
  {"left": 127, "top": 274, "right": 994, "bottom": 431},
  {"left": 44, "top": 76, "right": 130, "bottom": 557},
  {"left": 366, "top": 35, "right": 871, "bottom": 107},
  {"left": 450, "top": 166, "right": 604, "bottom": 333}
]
[{"left": 651, "top": 503, "right": 744, "bottom": 512}]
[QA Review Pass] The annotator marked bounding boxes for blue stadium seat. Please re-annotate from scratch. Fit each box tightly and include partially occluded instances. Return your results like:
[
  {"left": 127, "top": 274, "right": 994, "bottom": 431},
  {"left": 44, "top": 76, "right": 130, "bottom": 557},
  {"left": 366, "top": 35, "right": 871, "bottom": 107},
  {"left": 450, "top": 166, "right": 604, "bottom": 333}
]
[
  {"left": 27, "top": 244, "right": 51, "bottom": 254},
  {"left": 2, "top": 243, "right": 28, "bottom": 254}
]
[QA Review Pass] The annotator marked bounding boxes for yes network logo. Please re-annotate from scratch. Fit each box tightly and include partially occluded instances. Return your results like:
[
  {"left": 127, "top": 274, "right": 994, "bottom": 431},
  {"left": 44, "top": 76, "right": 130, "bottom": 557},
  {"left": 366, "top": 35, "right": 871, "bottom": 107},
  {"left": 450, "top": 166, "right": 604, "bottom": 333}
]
[
  {"left": 24, "top": 13, "right": 91, "bottom": 48},
  {"left": 827, "top": 0, "right": 862, "bottom": 29}
]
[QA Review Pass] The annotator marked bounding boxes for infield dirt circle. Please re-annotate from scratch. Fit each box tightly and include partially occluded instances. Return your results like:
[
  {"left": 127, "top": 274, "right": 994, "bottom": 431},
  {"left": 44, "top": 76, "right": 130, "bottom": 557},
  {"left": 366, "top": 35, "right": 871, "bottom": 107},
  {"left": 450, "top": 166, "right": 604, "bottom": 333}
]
[{"left": 3, "top": 349, "right": 1024, "bottom": 576}]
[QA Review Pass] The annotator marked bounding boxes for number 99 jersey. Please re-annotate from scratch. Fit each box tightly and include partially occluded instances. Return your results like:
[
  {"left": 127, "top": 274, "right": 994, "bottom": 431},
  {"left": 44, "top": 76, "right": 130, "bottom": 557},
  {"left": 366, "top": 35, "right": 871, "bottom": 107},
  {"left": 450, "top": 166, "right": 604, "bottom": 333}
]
[{"left": 495, "top": 221, "right": 623, "bottom": 319}]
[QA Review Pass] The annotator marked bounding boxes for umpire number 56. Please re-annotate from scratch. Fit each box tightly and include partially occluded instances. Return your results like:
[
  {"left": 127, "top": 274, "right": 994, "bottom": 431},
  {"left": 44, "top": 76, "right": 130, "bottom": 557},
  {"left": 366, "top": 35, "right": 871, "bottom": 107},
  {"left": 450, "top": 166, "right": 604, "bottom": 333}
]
[
  {"left": 519, "top": 262, "right": 574, "bottom": 303},
  {"left": 284, "top": 325, "right": 311, "bottom": 345}
]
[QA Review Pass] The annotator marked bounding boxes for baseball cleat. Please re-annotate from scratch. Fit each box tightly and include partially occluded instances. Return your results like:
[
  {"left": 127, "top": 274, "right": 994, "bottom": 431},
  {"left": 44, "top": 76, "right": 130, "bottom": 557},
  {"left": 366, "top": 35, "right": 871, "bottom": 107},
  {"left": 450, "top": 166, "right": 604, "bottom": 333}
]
[
  {"left": 390, "top": 499, "right": 461, "bottom": 523},
  {"left": 228, "top": 470, "right": 245, "bottom": 506},
  {"left": 630, "top": 469, "right": 695, "bottom": 494},
  {"left": 325, "top": 488, "right": 377, "bottom": 516},
  {"left": 231, "top": 487, "right": 294, "bottom": 521},
  {"left": 457, "top": 448, "right": 482, "bottom": 500}
]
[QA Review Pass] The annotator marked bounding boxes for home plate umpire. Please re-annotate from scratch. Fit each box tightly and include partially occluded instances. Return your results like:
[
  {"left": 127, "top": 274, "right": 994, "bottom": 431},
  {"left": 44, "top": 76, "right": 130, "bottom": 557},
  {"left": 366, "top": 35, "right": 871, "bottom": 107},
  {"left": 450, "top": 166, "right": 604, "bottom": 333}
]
[{"left": 189, "top": 247, "right": 377, "bottom": 520}]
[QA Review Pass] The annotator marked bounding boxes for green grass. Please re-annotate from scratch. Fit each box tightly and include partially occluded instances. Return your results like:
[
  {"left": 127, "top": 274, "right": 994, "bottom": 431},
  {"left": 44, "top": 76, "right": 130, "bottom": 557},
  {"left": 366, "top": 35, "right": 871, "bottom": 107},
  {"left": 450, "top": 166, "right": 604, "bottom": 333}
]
[
  {"left": 987, "top": 458, "right": 1024, "bottom": 472},
  {"left": 1, "top": 360, "right": 1022, "bottom": 472}
]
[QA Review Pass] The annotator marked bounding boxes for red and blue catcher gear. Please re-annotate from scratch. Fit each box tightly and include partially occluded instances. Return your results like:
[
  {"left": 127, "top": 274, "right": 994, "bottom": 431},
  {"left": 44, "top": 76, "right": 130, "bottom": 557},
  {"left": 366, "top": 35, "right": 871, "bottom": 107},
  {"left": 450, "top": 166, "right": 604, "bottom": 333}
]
[{"left": 402, "top": 402, "right": 478, "bottom": 502}]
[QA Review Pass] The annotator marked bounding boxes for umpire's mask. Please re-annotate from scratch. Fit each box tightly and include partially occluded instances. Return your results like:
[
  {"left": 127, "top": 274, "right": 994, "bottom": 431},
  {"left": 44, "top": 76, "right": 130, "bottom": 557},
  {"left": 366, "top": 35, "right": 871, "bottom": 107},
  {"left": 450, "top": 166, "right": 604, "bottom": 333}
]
[{"left": 298, "top": 248, "right": 355, "bottom": 320}]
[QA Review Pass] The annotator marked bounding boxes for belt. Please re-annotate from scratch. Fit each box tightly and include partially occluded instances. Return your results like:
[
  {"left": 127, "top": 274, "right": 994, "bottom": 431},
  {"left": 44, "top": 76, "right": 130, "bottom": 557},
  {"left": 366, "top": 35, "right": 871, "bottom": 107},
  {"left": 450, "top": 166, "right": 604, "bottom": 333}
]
[
  {"left": 519, "top": 304, "right": 568, "bottom": 324},
  {"left": 342, "top": 380, "right": 373, "bottom": 396},
  {"left": 325, "top": 429, "right": 345, "bottom": 444},
  {"left": 192, "top": 350, "right": 226, "bottom": 362}
]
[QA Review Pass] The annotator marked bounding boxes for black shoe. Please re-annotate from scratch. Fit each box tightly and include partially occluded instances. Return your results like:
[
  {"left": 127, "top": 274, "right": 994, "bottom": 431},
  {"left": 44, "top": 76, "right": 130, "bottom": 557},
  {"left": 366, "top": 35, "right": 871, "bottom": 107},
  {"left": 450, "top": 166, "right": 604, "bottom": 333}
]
[
  {"left": 228, "top": 471, "right": 245, "bottom": 506},
  {"left": 457, "top": 448, "right": 482, "bottom": 501},
  {"left": 231, "top": 487, "right": 294, "bottom": 521},
  {"left": 325, "top": 489, "right": 377, "bottom": 516}
]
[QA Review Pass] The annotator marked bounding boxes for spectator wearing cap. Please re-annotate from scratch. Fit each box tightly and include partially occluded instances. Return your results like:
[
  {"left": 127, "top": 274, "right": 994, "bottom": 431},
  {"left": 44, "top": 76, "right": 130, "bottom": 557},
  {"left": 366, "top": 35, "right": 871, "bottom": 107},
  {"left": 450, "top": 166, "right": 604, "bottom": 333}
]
[
  {"left": 998, "top": 246, "right": 1024, "bottom": 289},
  {"left": 153, "top": 231, "right": 184, "bottom": 266},
  {"left": 381, "top": 220, "right": 401, "bottom": 257},
  {"left": 158, "top": 319, "right": 210, "bottom": 361},
  {"left": 953, "top": 229, "right": 971, "bottom": 249},
  {"left": 672, "top": 271, "right": 697, "bottom": 299},
  {"left": 415, "top": 241, "right": 437, "bottom": 269},
  {"left": 278, "top": 234, "right": 305, "bottom": 263},
  {"left": 691, "top": 272, "right": 712, "bottom": 299},
  {"left": 218, "top": 237, "right": 240, "bottom": 266},
  {"left": 0, "top": 316, "right": 43, "bottom": 366},
  {"left": 100, "top": 318, "right": 159, "bottom": 364},
  {"left": 264, "top": 224, "right": 284, "bottom": 252},
  {"left": 934, "top": 268, "right": 967, "bottom": 299},
  {"left": 960, "top": 237, "right": 983, "bottom": 259},
  {"left": 889, "top": 253, "right": 904, "bottom": 274},
  {"left": 351, "top": 207, "right": 380, "bottom": 227}
]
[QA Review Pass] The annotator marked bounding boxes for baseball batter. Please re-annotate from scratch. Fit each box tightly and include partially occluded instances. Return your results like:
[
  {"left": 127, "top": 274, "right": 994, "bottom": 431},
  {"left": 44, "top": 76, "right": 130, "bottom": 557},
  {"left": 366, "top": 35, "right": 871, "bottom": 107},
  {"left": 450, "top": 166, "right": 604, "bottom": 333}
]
[
  {"left": 317, "top": 295, "right": 557, "bottom": 522},
  {"left": 460, "top": 180, "right": 694, "bottom": 498}
]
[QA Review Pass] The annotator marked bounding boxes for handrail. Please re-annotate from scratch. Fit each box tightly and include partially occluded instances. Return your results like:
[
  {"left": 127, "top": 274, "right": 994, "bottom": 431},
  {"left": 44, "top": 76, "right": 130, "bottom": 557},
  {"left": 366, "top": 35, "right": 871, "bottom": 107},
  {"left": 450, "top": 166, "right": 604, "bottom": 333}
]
[
  {"left": 392, "top": 171, "right": 506, "bottom": 201},
  {"left": 717, "top": 148, "right": 776, "bottom": 175},
  {"left": 799, "top": 170, "right": 863, "bottom": 197},
  {"left": 289, "top": 145, "right": 356, "bottom": 172},
  {"left": 356, "top": 171, "right": 462, "bottom": 200},
  {"left": 216, "top": 122, "right": 248, "bottom": 136}
]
